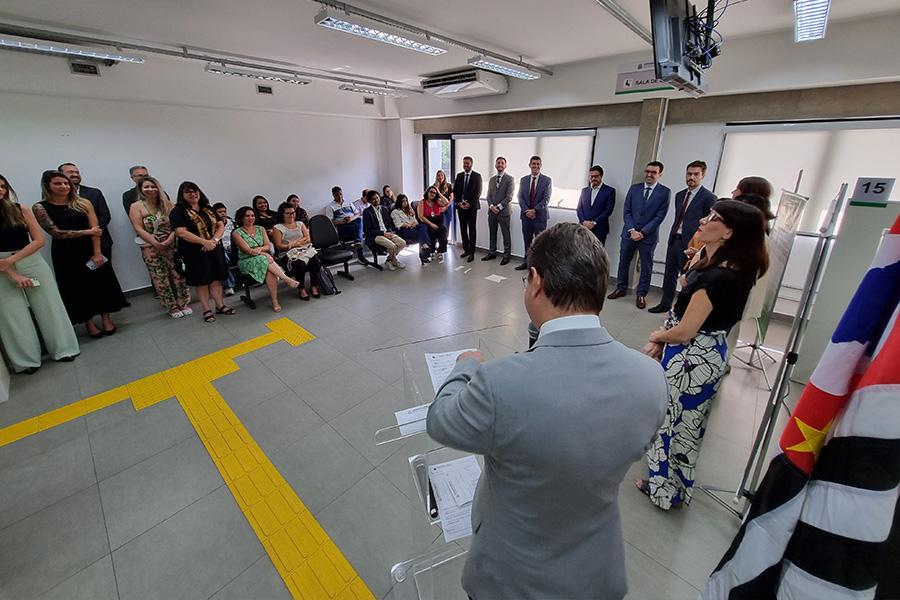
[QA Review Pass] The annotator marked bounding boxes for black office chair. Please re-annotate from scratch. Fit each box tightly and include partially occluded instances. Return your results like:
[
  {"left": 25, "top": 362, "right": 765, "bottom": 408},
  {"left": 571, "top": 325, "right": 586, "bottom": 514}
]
[
  {"left": 227, "top": 245, "right": 261, "bottom": 309},
  {"left": 309, "top": 214, "right": 355, "bottom": 281}
]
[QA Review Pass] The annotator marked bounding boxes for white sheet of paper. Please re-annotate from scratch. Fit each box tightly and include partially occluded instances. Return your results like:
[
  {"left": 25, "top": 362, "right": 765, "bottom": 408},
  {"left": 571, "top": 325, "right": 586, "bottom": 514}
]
[
  {"left": 484, "top": 274, "right": 506, "bottom": 283},
  {"left": 425, "top": 349, "right": 477, "bottom": 395},
  {"left": 464, "top": 268, "right": 472, "bottom": 274},
  {"left": 394, "top": 403, "right": 431, "bottom": 436},
  {"left": 429, "top": 456, "right": 482, "bottom": 542},
  {"left": 454, "top": 265, "right": 465, "bottom": 271}
]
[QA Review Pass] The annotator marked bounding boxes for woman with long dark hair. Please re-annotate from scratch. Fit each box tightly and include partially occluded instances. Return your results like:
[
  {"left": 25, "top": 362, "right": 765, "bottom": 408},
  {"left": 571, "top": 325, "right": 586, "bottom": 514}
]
[
  {"left": 391, "top": 194, "right": 431, "bottom": 264},
  {"left": 636, "top": 200, "right": 768, "bottom": 510},
  {"left": 252, "top": 195, "right": 277, "bottom": 234},
  {"left": 0, "top": 174, "right": 79, "bottom": 372},
  {"left": 33, "top": 170, "right": 126, "bottom": 338},
  {"left": 170, "top": 181, "right": 233, "bottom": 322},
  {"left": 129, "top": 177, "right": 190, "bottom": 318},
  {"left": 417, "top": 186, "right": 449, "bottom": 262}
]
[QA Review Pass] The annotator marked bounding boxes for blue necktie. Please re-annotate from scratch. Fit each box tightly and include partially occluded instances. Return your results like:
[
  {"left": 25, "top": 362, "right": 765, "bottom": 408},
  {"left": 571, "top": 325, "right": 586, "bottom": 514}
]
[{"left": 643, "top": 186, "right": 651, "bottom": 201}]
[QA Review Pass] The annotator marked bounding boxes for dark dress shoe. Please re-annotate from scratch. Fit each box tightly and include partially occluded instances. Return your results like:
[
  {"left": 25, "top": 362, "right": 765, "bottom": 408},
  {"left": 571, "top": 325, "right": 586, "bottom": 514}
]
[
  {"left": 467, "top": 254, "right": 474, "bottom": 263},
  {"left": 514, "top": 262, "right": 528, "bottom": 271},
  {"left": 481, "top": 253, "right": 497, "bottom": 261},
  {"left": 648, "top": 304, "right": 670, "bottom": 314},
  {"left": 500, "top": 256, "right": 510, "bottom": 265},
  {"left": 607, "top": 289, "right": 627, "bottom": 300},
  {"left": 636, "top": 296, "right": 647, "bottom": 309},
  {"left": 21, "top": 366, "right": 40, "bottom": 375},
  {"left": 460, "top": 252, "right": 469, "bottom": 258}
]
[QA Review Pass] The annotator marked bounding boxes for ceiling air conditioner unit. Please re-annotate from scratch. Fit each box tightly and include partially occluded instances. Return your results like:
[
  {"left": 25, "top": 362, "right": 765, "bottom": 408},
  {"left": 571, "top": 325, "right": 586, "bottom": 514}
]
[{"left": 421, "top": 68, "right": 508, "bottom": 99}]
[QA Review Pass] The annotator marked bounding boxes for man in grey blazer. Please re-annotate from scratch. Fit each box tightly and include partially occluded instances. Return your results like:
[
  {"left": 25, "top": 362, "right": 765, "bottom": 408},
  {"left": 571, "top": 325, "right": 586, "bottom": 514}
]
[
  {"left": 427, "top": 222, "right": 668, "bottom": 600},
  {"left": 482, "top": 156, "right": 514, "bottom": 265}
]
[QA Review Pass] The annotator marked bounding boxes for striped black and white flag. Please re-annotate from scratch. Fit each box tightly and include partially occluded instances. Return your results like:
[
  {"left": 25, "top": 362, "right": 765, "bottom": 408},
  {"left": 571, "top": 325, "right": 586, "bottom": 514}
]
[{"left": 702, "top": 215, "right": 900, "bottom": 599}]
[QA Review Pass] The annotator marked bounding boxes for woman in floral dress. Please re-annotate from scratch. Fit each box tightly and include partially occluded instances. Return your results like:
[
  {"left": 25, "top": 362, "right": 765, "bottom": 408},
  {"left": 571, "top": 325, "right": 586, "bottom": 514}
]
[
  {"left": 129, "top": 177, "right": 190, "bottom": 318},
  {"left": 636, "top": 200, "right": 768, "bottom": 510}
]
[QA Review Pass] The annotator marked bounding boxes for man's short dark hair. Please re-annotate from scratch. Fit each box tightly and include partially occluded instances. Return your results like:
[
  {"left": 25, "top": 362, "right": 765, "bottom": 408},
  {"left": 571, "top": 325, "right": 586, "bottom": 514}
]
[
  {"left": 331, "top": 186, "right": 342, "bottom": 196},
  {"left": 212, "top": 202, "right": 226, "bottom": 211},
  {"left": 365, "top": 189, "right": 379, "bottom": 202},
  {"left": 129, "top": 165, "right": 147, "bottom": 176},
  {"left": 58, "top": 162, "right": 76, "bottom": 171},
  {"left": 463, "top": 156, "right": 473, "bottom": 162},
  {"left": 687, "top": 160, "right": 707, "bottom": 173},
  {"left": 530, "top": 155, "right": 542, "bottom": 163},
  {"left": 647, "top": 161, "right": 664, "bottom": 172},
  {"left": 590, "top": 165, "right": 604, "bottom": 176},
  {"left": 528, "top": 222, "right": 609, "bottom": 313}
]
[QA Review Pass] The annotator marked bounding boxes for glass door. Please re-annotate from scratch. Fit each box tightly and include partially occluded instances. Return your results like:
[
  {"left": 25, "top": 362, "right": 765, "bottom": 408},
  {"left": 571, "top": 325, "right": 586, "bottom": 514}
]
[{"left": 423, "top": 135, "right": 456, "bottom": 242}]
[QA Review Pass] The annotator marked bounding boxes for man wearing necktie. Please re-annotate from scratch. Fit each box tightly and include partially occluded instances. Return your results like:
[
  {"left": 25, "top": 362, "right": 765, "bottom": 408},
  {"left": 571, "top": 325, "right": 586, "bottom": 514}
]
[
  {"left": 648, "top": 160, "right": 718, "bottom": 313},
  {"left": 515, "top": 156, "right": 552, "bottom": 271},
  {"left": 453, "top": 156, "right": 483, "bottom": 262},
  {"left": 607, "top": 161, "right": 671, "bottom": 309}
]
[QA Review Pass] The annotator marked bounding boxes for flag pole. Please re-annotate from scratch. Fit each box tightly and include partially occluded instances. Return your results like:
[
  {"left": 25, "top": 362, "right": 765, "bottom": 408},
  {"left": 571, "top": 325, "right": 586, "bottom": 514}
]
[{"left": 735, "top": 183, "right": 849, "bottom": 506}]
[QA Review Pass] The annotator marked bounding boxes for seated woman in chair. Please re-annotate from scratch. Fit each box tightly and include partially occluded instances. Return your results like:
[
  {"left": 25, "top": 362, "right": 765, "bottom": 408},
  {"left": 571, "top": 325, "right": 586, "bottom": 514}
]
[
  {"left": 232, "top": 206, "right": 299, "bottom": 312},
  {"left": 391, "top": 194, "right": 431, "bottom": 265},
  {"left": 272, "top": 202, "right": 321, "bottom": 300}
]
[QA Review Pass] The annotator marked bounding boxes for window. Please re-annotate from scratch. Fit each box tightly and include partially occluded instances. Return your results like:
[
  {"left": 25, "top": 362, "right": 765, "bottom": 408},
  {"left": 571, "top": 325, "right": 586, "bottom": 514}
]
[{"left": 453, "top": 130, "right": 595, "bottom": 209}]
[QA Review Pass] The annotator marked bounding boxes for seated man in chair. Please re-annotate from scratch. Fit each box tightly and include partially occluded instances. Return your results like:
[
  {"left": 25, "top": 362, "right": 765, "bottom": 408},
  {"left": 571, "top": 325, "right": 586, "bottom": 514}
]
[{"left": 362, "top": 190, "right": 406, "bottom": 270}]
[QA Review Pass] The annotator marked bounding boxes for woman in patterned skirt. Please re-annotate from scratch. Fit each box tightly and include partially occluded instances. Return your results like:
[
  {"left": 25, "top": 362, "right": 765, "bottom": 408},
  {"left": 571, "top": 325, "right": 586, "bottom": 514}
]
[
  {"left": 232, "top": 206, "right": 299, "bottom": 312},
  {"left": 636, "top": 200, "right": 768, "bottom": 510},
  {"left": 129, "top": 176, "right": 190, "bottom": 318}
]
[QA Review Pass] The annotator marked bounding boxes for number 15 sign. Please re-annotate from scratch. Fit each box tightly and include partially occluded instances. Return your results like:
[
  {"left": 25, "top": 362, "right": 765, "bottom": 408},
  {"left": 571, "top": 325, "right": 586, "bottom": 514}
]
[{"left": 850, "top": 177, "right": 895, "bottom": 207}]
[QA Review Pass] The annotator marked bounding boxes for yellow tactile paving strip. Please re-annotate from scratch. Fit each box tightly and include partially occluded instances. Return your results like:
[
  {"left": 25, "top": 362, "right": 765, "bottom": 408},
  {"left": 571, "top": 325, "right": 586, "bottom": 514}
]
[{"left": 0, "top": 318, "right": 375, "bottom": 600}]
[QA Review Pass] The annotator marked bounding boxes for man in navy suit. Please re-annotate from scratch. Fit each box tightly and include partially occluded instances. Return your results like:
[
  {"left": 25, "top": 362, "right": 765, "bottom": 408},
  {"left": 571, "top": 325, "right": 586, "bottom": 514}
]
[
  {"left": 515, "top": 155, "right": 552, "bottom": 271},
  {"left": 649, "top": 160, "right": 718, "bottom": 313},
  {"left": 607, "top": 161, "right": 671, "bottom": 309},
  {"left": 576, "top": 165, "right": 616, "bottom": 247}
]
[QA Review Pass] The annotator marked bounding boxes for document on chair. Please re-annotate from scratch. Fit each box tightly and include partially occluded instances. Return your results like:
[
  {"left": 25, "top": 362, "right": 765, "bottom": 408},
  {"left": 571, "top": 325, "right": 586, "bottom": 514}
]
[
  {"left": 425, "top": 349, "right": 477, "bottom": 395},
  {"left": 429, "top": 455, "right": 482, "bottom": 542},
  {"left": 394, "top": 402, "right": 432, "bottom": 436}
]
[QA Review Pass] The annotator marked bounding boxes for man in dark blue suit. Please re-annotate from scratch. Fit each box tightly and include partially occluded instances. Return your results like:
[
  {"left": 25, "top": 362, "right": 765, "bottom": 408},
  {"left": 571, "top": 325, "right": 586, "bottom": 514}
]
[
  {"left": 515, "top": 155, "right": 552, "bottom": 271},
  {"left": 607, "top": 161, "right": 671, "bottom": 309},
  {"left": 649, "top": 160, "right": 718, "bottom": 313},
  {"left": 576, "top": 165, "right": 616, "bottom": 247}
]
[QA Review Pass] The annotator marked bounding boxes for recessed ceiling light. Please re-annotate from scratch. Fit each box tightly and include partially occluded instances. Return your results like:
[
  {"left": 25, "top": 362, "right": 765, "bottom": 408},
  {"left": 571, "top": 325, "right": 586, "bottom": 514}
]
[{"left": 794, "top": 0, "right": 831, "bottom": 42}]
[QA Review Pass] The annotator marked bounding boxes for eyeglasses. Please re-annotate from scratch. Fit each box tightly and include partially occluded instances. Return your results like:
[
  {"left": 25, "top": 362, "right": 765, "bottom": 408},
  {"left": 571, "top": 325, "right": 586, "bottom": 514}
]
[
  {"left": 184, "top": 190, "right": 199, "bottom": 196},
  {"left": 705, "top": 210, "right": 723, "bottom": 223}
]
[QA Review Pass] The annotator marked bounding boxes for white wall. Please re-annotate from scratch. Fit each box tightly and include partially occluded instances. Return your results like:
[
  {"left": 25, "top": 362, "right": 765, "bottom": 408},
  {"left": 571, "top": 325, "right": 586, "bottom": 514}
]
[
  {"left": 397, "top": 13, "right": 900, "bottom": 119},
  {"left": 0, "top": 91, "right": 387, "bottom": 291}
]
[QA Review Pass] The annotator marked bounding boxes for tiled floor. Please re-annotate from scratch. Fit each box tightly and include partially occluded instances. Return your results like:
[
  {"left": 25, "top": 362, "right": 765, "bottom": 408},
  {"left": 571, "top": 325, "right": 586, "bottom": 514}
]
[{"left": 0, "top": 245, "right": 795, "bottom": 600}]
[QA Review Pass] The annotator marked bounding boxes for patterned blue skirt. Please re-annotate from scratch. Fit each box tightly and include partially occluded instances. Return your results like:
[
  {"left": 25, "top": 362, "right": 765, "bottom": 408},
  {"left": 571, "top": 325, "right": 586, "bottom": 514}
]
[{"left": 646, "top": 320, "right": 729, "bottom": 510}]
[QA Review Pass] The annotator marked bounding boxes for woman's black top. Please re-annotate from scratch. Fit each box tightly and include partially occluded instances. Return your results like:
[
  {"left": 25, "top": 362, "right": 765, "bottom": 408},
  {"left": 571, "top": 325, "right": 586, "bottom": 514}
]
[
  {"left": 256, "top": 211, "right": 277, "bottom": 231},
  {"left": 673, "top": 266, "right": 753, "bottom": 333},
  {"left": 0, "top": 207, "right": 29, "bottom": 251}
]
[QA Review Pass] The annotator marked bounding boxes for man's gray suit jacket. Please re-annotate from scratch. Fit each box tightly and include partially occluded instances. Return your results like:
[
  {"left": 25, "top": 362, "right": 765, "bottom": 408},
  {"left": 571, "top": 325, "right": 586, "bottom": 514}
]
[
  {"left": 486, "top": 173, "right": 515, "bottom": 217},
  {"left": 427, "top": 325, "right": 667, "bottom": 600}
]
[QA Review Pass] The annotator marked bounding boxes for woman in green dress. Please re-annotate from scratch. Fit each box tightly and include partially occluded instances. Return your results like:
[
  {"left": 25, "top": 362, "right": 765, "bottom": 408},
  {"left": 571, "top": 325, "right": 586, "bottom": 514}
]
[
  {"left": 232, "top": 206, "right": 299, "bottom": 312},
  {"left": 0, "top": 174, "right": 79, "bottom": 373}
]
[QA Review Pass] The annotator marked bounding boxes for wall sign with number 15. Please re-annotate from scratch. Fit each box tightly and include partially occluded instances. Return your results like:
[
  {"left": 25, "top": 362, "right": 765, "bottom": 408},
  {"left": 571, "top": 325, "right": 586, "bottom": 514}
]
[{"left": 850, "top": 177, "right": 895, "bottom": 206}]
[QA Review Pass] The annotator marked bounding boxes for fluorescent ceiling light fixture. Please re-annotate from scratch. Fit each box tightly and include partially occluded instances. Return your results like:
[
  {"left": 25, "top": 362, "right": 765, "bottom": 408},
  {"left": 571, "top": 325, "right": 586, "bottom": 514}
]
[
  {"left": 794, "top": 0, "right": 830, "bottom": 42},
  {"left": 468, "top": 55, "right": 541, "bottom": 80},
  {"left": 0, "top": 34, "right": 144, "bottom": 63},
  {"left": 315, "top": 7, "right": 446, "bottom": 56},
  {"left": 338, "top": 83, "right": 408, "bottom": 97},
  {"left": 205, "top": 63, "right": 311, "bottom": 85}
]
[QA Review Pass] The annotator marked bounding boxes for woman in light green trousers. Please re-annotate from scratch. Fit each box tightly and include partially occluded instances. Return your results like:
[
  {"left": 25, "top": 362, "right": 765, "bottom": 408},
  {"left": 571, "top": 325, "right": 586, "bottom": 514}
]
[{"left": 0, "top": 174, "right": 79, "bottom": 374}]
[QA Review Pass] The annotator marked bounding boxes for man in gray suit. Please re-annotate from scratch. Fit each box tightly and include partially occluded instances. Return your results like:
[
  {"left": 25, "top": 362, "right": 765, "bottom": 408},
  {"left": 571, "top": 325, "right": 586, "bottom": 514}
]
[
  {"left": 482, "top": 156, "right": 514, "bottom": 265},
  {"left": 427, "top": 222, "right": 668, "bottom": 600}
]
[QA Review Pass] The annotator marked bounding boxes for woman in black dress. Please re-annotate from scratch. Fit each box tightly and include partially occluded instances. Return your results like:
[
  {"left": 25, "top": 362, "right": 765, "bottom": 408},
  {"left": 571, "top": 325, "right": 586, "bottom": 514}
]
[
  {"left": 32, "top": 170, "right": 127, "bottom": 338},
  {"left": 252, "top": 195, "right": 277, "bottom": 234},
  {"left": 636, "top": 200, "right": 768, "bottom": 510},
  {"left": 170, "top": 181, "right": 233, "bottom": 323}
]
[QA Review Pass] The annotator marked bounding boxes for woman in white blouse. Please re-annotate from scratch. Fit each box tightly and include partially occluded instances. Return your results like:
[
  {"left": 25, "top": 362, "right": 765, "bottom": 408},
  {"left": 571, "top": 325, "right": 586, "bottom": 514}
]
[
  {"left": 271, "top": 202, "right": 322, "bottom": 300},
  {"left": 391, "top": 194, "right": 431, "bottom": 265}
]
